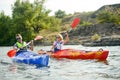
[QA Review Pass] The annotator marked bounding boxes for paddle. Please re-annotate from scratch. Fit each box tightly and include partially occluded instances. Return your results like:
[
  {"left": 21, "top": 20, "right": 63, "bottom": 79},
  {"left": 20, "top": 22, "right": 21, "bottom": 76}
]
[
  {"left": 69, "top": 18, "right": 80, "bottom": 32},
  {"left": 7, "top": 49, "right": 17, "bottom": 58},
  {"left": 61, "top": 18, "right": 80, "bottom": 37},
  {"left": 61, "top": 18, "right": 80, "bottom": 35},
  {"left": 26, "top": 35, "right": 43, "bottom": 45},
  {"left": 7, "top": 35, "right": 43, "bottom": 58}
]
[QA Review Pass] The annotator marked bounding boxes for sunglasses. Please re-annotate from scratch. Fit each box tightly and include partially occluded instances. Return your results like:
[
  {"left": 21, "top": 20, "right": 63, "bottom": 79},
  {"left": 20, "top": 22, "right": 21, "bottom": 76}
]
[{"left": 16, "top": 37, "right": 21, "bottom": 40}]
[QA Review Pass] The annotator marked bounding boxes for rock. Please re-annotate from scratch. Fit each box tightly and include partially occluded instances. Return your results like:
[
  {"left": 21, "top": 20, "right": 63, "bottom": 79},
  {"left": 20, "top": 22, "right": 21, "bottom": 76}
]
[
  {"left": 68, "top": 23, "right": 120, "bottom": 46},
  {"left": 82, "top": 36, "right": 120, "bottom": 46}
]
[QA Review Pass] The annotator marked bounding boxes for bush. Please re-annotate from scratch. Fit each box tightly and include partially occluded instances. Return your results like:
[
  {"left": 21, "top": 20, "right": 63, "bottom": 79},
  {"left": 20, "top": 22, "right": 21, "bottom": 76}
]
[
  {"left": 96, "top": 11, "right": 120, "bottom": 24},
  {"left": 80, "top": 21, "right": 92, "bottom": 26},
  {"left": 91, "top": 33, "right": 101, "bottom": 41}
]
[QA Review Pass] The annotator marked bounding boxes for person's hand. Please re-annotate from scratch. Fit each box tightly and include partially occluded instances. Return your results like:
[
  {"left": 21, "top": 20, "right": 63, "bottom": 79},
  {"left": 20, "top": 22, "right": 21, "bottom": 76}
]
[
  {"left": 30, "top": 40, "right": 34, "bottom": 45},
  {"left": 50, "top": 49, "right": 53, "bottom": 52},
  {"left": 65, "top": 32, "right": 68, "bottom": 37},
  {"left": 50, "top": 48, "right": 54, "bottom": 52}
]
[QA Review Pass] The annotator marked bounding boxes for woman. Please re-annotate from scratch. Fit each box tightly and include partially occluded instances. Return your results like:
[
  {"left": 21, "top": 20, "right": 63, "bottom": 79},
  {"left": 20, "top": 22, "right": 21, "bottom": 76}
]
[
  {"left": 13, "top": 34, "right": 34, "bottom": 51},
  {"left": 50, "top": 32, "right": 69, "bottom": 53}
]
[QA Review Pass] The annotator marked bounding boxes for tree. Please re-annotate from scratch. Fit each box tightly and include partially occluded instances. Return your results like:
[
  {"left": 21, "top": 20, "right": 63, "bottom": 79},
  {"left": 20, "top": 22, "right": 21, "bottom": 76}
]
[
  {"left": 0, "top": 12, "right": 14, "bottom": 45},
  {"left": 12, "top": 0, "right": 60, "bottom": 41},
  {"left": 55, "top": 10, "right": 66, "bottom": 18}
]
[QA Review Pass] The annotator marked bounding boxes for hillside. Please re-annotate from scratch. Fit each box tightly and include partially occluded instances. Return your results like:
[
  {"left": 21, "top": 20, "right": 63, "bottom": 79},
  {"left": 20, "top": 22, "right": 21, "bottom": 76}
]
[
  {"left": 62, "top": 3, "right": 120, "bottom": 25},
  {"left": 44, "top": 3, "right": 120, "bottom": 46},
  {"left": 67, "top": 3, "right": 120, "bottom": 46},
  {"left": 68, "top": 23, "right": 120, "bottom": 46},
  {"left": 91, "top": 3, "right": 120, "bottom": 18}
]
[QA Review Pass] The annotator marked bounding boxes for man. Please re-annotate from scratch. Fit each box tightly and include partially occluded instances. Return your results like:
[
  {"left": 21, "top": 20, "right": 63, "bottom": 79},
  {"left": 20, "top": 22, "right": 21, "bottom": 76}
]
[{"left": 13, "top": 34, "right": 34, "bottom": 51}]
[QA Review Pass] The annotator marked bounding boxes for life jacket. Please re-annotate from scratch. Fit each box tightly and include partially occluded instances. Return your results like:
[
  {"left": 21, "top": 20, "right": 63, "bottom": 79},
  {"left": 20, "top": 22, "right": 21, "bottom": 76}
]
[
  {"left": 54, "top": 41, "right": 64, "bottom": 52},
  {"left": 16, "top": 41, "right": 27, "bottom": 50}
]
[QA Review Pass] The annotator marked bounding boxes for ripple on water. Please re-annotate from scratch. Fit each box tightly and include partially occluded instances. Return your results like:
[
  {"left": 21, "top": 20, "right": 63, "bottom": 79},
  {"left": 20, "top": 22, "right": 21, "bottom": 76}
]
[{"left": 0, "top": 46, "right": 120, "bottom": 80}]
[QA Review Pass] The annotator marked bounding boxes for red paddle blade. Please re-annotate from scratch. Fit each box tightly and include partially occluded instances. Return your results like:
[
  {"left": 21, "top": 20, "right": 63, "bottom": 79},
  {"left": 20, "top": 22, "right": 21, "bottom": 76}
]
[
  {"left": 71, "top": 18, "right": 80, "bottom": 29},
  {"left": 7, "top": 49, "right": 16, "bottom": 58},
  {"left": 34, "top": 36, "right": 43, "bottom": 40}
]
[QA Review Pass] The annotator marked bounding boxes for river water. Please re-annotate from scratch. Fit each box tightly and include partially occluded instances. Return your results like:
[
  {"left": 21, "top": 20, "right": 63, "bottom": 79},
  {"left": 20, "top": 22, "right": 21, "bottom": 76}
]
[{"left": 0, "top": 45, "right": 120, "bottom": 80}]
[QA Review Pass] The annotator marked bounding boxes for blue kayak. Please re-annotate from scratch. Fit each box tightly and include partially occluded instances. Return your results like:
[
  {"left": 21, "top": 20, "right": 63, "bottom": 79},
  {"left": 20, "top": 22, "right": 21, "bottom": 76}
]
[{"left": 12, "top": 50, "right": 49, "bottom": 67}]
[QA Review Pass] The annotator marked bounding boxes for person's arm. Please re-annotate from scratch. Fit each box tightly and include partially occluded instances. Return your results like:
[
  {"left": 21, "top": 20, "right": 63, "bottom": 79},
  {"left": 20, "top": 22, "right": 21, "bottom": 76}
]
[
  {"left": 64, "top": 33, "right": 69, "bottom": 44},
  {"left": 29, "top": 40, "right": 34, "bottom": 51},
  {"left": 13, "top": 43, "right": 18, "bottom": 51},
  {"left": 26, "top": 40, "right": 34, "bottom": 51},
  {"left": 50, "top": 44, "right": 55, "bottom": 52},
  {"left": 50, "top": 41, "right": 56, "bottom": 52}
]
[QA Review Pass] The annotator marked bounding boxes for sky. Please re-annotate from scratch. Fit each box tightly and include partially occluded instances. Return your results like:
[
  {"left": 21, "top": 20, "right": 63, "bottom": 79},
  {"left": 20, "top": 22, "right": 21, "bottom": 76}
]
[{"left": 0, "top": 0, "right": 120, "bottom": 16}]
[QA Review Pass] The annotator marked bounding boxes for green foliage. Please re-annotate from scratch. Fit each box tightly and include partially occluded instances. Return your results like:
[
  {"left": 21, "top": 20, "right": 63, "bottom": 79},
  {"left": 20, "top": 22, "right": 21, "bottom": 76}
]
[
  {"left": 80, "top": 21, "right": 92, "bottom": 26},
  {"left": 96, "top": 11, "right": 120, "bottom": 24},
  {"left": 12, "top": 0, "right": 61, "bottom": 41},
  {"left": 0, "top": 12, "right": 14, "bottom": 45},
  {"left": 0, "top": 0, "right": 61, "bottom": 46},
  {"left": 55, "top": 10, "right": 66, "bottom": 18},
  {"left": 91, "top": 33, "right": 101, "bottom": 41},
  {"left": 12, "top": 0, "right": 46, "bottom": 40},
  {"left": 0, "top": 1, "right": 119, "bottom": 46},
  {"left": 47, "top": 17, "right": 61, "bottom": 32}
]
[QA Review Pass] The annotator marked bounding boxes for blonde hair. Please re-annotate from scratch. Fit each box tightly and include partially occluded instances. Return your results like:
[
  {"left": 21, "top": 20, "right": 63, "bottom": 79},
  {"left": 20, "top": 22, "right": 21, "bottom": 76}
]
[
  {"left": 16, "top": 34, "right": 22, "bottom": 39},
  {"left": 57, "top": 33, "right": 63, "bottom": 40}
]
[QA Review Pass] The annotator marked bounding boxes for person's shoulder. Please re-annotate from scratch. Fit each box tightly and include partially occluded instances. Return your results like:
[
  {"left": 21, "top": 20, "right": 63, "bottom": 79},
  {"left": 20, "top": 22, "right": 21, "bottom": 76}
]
[{"left": 13, "top": 42, "right": 17, "bottom": 46}]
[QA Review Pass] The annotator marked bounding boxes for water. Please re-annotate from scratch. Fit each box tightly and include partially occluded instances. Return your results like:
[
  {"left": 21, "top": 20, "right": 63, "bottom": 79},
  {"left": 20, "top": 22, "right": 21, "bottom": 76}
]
[{"left": 0, "top": 45, "right": 120, "bottom": 80}]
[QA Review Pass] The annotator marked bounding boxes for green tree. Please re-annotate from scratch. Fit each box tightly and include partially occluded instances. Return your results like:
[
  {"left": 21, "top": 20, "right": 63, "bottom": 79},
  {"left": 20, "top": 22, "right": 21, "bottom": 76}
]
[
  {"left": 47, "top": 17, "right": 61, "bottom": 32},
  {"left": 0, "top": 12, "right": 14, "bottom": 46},
  {"left": 55, "top": 10, "right": 66, "bottom": 18},
  {"left": 12, "top": 0, "right": 60, "bottom": 41}
]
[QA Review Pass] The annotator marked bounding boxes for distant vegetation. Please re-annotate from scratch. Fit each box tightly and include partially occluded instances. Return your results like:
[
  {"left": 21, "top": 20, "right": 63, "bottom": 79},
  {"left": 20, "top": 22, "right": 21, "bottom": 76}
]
[
  {"left": 55, "top": 10, "right": 66, "bottom": 19},
  {"left": 0, "top": 0, "right": 120, "bottom": 46},
  {"left": 96, "top": 11, "right": 120, "bottom": 24},
  {"left": 0, "top": 0, "right": 61, "bottom": 46}
]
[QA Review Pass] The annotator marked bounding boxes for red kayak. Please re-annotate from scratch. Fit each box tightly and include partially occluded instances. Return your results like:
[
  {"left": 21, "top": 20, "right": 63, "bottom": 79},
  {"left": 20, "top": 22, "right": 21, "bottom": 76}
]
[{"left": 51, "top": 49, "right": 109, "bottom": 60}]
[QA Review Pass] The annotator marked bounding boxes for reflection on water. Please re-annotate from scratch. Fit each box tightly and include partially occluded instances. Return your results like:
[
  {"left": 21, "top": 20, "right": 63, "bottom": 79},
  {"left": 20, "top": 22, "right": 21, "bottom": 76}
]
[
  {"left": 96, "top": 60, "right": 109, "bottom": 65},
  {"left": 0, "top": 46, "right": 120, "bottom": 80},
  {"left": 9, "top": 64, "right": 17, "bottom": 73}
]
